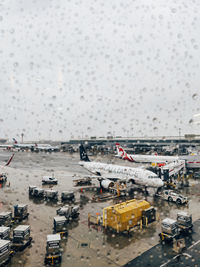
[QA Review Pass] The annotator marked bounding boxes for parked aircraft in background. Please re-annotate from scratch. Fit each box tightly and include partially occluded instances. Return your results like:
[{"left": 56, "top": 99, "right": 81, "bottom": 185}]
[
  {"left": 12, "top": 138, "right": 59, "bottom": 152},
  {"left": 12, "top": 138, "right": 35, "bottom": 150},
  {"left": 79, "top": 145, "right": 164, "bottom": 193},
  {"left": 116, "top": 143, "right": 178, "bottom": 165}
]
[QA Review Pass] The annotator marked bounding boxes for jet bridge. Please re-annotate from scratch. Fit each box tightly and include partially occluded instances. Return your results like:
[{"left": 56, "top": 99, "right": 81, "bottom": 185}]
[
  {"left": 161, "top": 160, "right": 186, "bottom": 181},
  {"left": 148, "top": 160, "right": 186, "bottom": 182}
]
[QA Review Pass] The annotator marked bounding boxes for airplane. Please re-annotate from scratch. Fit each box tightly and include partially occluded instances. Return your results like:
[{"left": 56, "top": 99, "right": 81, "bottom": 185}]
[
  {"left": 12, "top": 139, "right": 59, "bottom": 152},
  {"left": 79, "top": 145, "right": 164, "bottom": 193},
  {"left": 116, "top": 143, "right": 179, "bottom": 165},
  {"left": 34, "top": 144, "right": 60, "bottom": 152},
  {"left": 12, "top": 138, "right": 35, "bottom": 150}
]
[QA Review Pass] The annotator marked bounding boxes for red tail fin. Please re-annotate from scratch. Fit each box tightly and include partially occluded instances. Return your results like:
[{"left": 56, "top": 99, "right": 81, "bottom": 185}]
[{"left": 5, "top": 154, "right": 14, "bottom": 166}]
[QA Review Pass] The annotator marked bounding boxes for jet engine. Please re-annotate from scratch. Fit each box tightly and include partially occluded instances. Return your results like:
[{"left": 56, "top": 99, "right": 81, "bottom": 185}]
[{"left": 100, "top": 179, "right": 114, "bottom": 189}]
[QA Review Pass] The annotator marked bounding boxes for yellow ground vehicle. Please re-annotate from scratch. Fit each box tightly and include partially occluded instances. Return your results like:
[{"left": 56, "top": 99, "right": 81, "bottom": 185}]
[{"left": 102, "top": 199, "right": 156, "bottom": 233}]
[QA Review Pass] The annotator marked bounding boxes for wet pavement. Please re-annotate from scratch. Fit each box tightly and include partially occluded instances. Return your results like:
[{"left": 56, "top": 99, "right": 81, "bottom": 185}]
[
  {"left": 0, "top": 151, "right": 200, "bottom": 266},
  {"left": 124, "top": 219, "right": 200, "bottom": 267}
]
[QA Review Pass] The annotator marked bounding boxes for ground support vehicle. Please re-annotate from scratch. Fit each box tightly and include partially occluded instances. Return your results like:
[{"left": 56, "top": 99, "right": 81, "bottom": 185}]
[
  {"left": 44, "top": 234, "right": 62, "bottom": 265},
  {"left": 73, "top": 177, "right": 92, "bottom": 186},
  {"left": 42, "top": 176, "right": 58, "bottom": 185},
  {"left": 53, "top": 216, "right": 68, "bottom": 238},
  {"left": 61, "top": 191, "right": 75, "bottom": 202},
  {"left": 159, "top": 218, "right": 180, "bottom": 242},
  {"left": 0, "top": 173, "right": 7, "bottom": 183},
  {"left": 44, "top": 190, "right": 58, "bottom": 201},
  {"left": 0, "top": 227, "right": 10, "bottom": 240},
  {"left": 11, "top": 225, "right": 32, "bottom": 252},
  {"left": 0, "top": 212, "right": 12, "bottom": 227},
  {"left": 158, "top": 190, "right": 188, "bottom": 205},
  {"left": 13, "top": 204, "right": 29, "bottom": 222},
  {"left": 101, "top": 199, "right": 156, "bottom": 233},
  {"left": 28, "top": 185, "right": 37, "bottom": 196},
  {"left": 0, "top": 240, "right": 13, "bottom": 266},
  {"left": 32, "top": 187, "right": 45, "bottom": 198},
  {"left": 176, "top": 212, "right": 193, "bottom": 233},
  {"left": 56, "top": 205, "right": 79, "bottom": 221}
]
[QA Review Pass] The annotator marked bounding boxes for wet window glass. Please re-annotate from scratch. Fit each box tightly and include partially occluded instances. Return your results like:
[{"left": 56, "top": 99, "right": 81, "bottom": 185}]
[{"left": 0, "top": 0, "right": 200, "bottom": 267}]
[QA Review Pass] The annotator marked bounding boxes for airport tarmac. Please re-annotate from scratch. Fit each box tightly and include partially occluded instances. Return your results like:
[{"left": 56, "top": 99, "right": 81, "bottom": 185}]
[{"left": 0, "top": 151, "right": 200, "bottom": 266}]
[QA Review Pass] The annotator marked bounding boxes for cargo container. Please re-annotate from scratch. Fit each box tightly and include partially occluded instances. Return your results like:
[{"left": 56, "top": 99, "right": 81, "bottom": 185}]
[
  {"left": 0, "top": 212, "right": 12, "bottom": 227},
  {"left": 0, "top": 226, "right": 10, "bottom": 240},
  {"left": 12, "top": 225, "right": 32, "bottom": 251},
  {"left": 44, "top": 234, "right": 62, "bottom": 265},
  {"left": 0, "top": 240, "right": 12, "bottom": 266}
]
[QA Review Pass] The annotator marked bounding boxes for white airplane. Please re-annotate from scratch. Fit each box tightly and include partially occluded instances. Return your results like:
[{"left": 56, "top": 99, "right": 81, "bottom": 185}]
[
  {"left": 12, "top": 138, "right": 35, "bottom": 150},
  {"left": 35, "top": 144, "right": 60, "bottom": 152},
  {"left": 116, "top": 143, "right": 179, "bottom": 165},
  {"left": 79, "top": 145, "right": 164, "bottom": 192},
  {"left": 12, "top": 139, "right": 59, "bottom": 152}
]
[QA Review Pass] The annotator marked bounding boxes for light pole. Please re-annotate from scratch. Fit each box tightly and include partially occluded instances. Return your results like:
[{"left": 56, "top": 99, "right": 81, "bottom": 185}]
[
  {"left": 21, "top": 133, "right": 24, "bottom": 143},
  {"left": 178, "top": 128, "right": 181, "bottom": 155}
]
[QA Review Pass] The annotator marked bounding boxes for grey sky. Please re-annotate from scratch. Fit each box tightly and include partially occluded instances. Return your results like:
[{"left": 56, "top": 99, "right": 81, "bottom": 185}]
[{"left": 0, "top": 0, "right": 200, "bottom": 141}]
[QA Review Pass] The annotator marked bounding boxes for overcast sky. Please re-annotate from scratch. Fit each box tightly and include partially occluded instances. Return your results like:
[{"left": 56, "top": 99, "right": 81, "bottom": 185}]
[{"left": 0, "top": 0, "right": 200, "bottom": 141}]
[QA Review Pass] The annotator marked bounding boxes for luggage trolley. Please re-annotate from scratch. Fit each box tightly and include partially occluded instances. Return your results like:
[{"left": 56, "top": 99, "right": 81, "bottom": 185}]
[
  {"left": 44, "top": 234, "right": 62, "bottom": 265},
  {"left": 12, "top": 225, "right": 32, "bottom": 252}
]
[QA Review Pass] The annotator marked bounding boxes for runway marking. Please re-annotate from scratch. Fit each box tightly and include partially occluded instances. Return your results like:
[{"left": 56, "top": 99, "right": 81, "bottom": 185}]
[
  {"left": 160, "top": 240, "right": 200, "bottom": 267},
  {"left": 188, "top": 239, "right": 200, "bottom": 250},
  {"left": 182, "top": 253, "right": 192, "bottom": 258},
  {"left": 160, "top": 255, "right": 180, "bottom": 267}
]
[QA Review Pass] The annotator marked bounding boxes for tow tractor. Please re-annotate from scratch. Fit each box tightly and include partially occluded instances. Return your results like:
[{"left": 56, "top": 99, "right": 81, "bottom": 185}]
[
  {"left": 156, "top": 190, "right": 188, "bottom": 205},
  {"left": 42, "top": 176, "right": 58, "bottom": 185},
  {"left": 13, "top": 204, "right": 29, "bottom": 222},
  {"left": 53, "top": 216, "right": 68, "bottom": 238},
  {"left": 159, "top": 218, "right": 180, "bottom": 242},
  {"left": 44, "top": 234, "right": 62, "bottom": 265},
  {"left": 11, "top": 225, "right": 32, "bottom": 252},
  {"left": 176, "top": 212, "right": 193, "bottom": 233}
]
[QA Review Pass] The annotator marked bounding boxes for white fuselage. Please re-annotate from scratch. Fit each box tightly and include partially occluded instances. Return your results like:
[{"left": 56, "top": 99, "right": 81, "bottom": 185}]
[
  {"left": 126, "top": 154, "right": 179, "bottom": 163},
  {"left": 116, "top": 144, "right": 178, "bottom": 164},
  {"left": 79, "top": 161, "right": 164, "bottom": 188}
]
